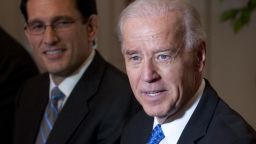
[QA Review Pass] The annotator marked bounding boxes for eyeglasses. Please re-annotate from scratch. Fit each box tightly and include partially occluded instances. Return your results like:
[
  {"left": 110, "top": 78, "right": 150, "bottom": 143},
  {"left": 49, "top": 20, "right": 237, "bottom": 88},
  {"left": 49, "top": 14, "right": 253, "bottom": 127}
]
[{"left": 25, "top": 17, "right": 81, "bottom": 35}]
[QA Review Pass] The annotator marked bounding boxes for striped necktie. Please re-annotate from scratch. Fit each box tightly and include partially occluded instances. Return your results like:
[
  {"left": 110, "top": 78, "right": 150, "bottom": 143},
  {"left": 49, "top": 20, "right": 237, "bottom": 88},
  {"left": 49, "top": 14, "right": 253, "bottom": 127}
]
[
  {"left": 147, "top": 124, "right": 165, "bottom": 144},
  {"left": 36, "top": 87, "right": 65, "bottom": 144}
]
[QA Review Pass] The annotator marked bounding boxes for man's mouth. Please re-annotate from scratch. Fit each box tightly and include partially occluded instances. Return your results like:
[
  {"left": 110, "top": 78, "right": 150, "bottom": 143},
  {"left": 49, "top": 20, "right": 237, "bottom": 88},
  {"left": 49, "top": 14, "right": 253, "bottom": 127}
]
[
  {"left": 143, "top": 90, "right": 166, "bottom": 97},
  {"left": 44, "top": 49, "right": 64, "bottom": 55}
]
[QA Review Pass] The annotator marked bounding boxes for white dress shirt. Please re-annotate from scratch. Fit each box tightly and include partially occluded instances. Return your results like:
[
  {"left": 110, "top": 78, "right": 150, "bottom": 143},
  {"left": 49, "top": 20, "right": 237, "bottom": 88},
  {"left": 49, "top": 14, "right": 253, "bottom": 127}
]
[
  {"left": 153, "top": 79, "right": 205, "bottom": 144},
  {"left": 49, "top": 49, "right": 95, "bottom": 109}
]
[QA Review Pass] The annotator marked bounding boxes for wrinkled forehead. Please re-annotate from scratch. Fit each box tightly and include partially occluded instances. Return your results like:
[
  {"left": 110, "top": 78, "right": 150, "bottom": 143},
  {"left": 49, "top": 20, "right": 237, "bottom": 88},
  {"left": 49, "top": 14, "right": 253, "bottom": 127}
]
[{"left": 122, "top": 12, "right": 184, "bottom": 47}]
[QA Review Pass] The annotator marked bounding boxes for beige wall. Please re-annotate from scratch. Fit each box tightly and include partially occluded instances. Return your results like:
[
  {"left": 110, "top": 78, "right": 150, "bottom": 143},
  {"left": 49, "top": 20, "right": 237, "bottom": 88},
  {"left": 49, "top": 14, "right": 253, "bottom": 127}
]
[
  {"left": 208, "top": 0, "right": 256, "bottom": 128},
  {"left": 1, "top": 0, "right": 255, "bottom": 129},
  {"left": 0, "top": 0, "right": 27, "bottom": 48},
  {"left": 192, "top": 0, "right": 256, "bottom": 129},
  {"left": 96, "top": 0, "right": 126, "bottom": 71}
]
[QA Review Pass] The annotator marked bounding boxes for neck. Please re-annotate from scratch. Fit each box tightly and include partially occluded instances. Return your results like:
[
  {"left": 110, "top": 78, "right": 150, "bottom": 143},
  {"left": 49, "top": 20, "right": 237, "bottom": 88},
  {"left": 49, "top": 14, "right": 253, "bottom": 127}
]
[
  {"left": 51, "top": 75, "right": 65, "bottom": 85},
  {"left": 158, "top": 78, "right": 203, "bottom": 124}
]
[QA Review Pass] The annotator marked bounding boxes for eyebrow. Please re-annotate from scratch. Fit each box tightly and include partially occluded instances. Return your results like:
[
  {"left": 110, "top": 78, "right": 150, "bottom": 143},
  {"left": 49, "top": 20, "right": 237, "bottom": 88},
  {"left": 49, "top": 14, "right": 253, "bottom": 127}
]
[
  {"left": 28, "top": 16, "right": 75, "bottom": 24},
  {"left": 152, "top": 47, "right": 180, "bottom": 54},
  {"left": 52, "top": 16, "right": 75, "bottom": 22},
  {"left": 125, "top": 49, "right": 139, "bottom": 55}
]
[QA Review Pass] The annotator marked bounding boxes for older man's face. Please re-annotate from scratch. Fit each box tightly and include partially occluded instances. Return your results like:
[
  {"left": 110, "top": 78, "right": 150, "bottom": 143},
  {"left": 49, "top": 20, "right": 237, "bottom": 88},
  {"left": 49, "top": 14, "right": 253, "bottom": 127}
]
[{"left": 122, "top": 12, "right": 204, "bottom": 123}]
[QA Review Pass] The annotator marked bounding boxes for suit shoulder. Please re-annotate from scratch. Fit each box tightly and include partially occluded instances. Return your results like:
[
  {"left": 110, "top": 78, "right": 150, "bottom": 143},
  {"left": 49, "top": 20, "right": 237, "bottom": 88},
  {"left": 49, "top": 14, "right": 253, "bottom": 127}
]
[
  {"left": 22, "top": 73, "right": 48, "bottom": 87},
  {"left": 105, "top": 62, "right": 128, "bottom": 80},
  {"left": 128, "top": 110, "right": 152, "bottom": 125},
  {"left": 102, "top": 62, "right": 130, "bottom": 88},
  {"left": 121, "top": 110, "right": 152, "bottom": 144},
  {"left": 205, "top": 99, "right": 256, "bottom": 143}
]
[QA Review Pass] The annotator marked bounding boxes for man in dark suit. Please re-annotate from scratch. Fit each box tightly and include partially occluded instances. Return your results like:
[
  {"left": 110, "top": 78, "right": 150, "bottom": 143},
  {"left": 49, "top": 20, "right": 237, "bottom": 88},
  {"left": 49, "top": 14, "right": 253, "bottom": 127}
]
[
  {"left": 14, "top": 0, "right": 140, "bottom": 143},
  {"left": 118, "top": 0, "right": 256, "bottom": 143},
  {"left": 0, "top": 27, "right": 38, "bottom": 144}
]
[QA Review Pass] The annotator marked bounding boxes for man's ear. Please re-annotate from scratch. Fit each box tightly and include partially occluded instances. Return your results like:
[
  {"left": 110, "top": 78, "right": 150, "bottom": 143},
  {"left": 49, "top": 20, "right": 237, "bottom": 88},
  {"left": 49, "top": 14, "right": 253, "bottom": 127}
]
[
  {"left": 24, "top": 28, "right": 30, "bottom": 40},
  {"left": 24, "top": 28, "right": 33, "bottom": 49},
  {"left": 196, "top": 41, "right": 206, "bottom": 72},
  {"left": 86, "top": 15, "right": 98, "bottom": 41}
]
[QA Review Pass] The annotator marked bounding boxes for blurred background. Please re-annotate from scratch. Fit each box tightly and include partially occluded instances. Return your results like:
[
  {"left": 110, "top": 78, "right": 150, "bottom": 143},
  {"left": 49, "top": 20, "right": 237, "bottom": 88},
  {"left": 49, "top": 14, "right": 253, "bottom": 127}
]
[{"left": 0, "top": 0, "right": 255, "bottom": 129}]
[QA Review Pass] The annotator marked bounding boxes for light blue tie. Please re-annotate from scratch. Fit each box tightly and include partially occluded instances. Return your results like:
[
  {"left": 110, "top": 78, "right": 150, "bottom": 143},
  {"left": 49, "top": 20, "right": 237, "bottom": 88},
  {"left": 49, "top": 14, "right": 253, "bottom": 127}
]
[
  {"left": 147, "top": 124, "right": 165, "bottom": 144},
  {"left": 36, "top": 87, "right": 65, "bottom": 144}
]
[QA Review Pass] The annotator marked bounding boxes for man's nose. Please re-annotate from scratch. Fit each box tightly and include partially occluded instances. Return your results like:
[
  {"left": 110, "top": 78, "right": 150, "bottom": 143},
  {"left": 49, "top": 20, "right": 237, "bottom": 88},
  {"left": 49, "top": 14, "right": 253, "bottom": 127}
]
[
  {"left": 142, "top": 59, "right": 160, "bottom": 83},
  {"left": 43, "top": 26, "right": 59, "bottom": 46}
]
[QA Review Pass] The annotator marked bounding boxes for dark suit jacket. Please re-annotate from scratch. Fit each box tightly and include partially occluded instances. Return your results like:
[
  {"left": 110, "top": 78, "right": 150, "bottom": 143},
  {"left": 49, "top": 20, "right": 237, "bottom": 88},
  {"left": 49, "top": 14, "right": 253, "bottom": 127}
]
[
  {"left": 121, "top": 80, "right": 256, "bottom": 144},
  {"left": 14, "top": 52, "right": 140, "bottom": 144},
  {"left": 0, "top": 27, "right": 38, "bottom": 144}
]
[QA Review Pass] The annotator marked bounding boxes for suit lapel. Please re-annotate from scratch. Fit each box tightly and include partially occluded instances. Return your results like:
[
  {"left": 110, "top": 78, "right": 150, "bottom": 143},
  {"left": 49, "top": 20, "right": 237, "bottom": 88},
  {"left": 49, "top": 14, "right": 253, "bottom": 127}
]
[
  {"left": 18, "top": 74, "right": 49, "bottom": 144},
  {"left": 33, "top": 77, "right": 49, "bottom": 141},
  {"left": 139, "top": 112, "right": 154, "bottom": 143},
  {"left": 177, "top": 80, "right": 220, "bottom": 144},
  {"left": 123, "top": 110, "right": 154, "bottom": 144},
  {"left": 46, "top": 52, "right": 106, "bottom": 144}
]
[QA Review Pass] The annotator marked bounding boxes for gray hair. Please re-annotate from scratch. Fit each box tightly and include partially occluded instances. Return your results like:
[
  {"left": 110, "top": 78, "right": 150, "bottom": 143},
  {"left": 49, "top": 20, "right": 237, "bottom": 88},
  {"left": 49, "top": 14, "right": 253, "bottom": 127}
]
[{"left": 117, "top": 0, "right": 206, "bottom": 50}]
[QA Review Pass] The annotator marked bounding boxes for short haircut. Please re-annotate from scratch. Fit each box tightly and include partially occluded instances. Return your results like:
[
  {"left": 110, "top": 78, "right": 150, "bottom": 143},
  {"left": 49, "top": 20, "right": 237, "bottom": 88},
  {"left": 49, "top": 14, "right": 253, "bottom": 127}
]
[
  {"left": 118, "top": 0, "right": 206, "bottom": 50},
  {"left": 20, "top": 0, "right": 98, "bottom": 22}
]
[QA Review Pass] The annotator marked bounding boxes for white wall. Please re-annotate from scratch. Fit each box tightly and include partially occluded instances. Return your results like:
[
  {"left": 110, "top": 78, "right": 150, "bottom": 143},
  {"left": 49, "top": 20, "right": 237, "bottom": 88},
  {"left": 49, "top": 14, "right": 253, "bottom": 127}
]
[{"left": 0, "top": 0, "right": 255, "bottom": 129}]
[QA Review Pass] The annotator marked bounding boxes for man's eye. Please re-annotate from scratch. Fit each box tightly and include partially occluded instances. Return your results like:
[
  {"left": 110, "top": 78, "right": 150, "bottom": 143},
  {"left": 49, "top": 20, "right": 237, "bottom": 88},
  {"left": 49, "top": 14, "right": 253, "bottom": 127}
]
[
  {"left": 127, "top": 54, "right": 142, "bottom": 64},
  {"left": 156, "top": 54, "right": 171, "bottom": 62},
  {"left": 29, "top": 24, "right": 44, "bottom": 30},
  {"left": 130, "top": 55, "right": 140, "bottom": 61},
  {"left": 55, "top": 20, "right": 73, "bottom": 27}
]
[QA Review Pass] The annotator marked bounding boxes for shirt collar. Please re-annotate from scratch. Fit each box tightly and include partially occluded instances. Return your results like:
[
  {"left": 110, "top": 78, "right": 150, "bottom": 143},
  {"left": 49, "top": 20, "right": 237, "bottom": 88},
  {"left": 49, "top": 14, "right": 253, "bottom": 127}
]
[
  {"left": 153, "top": 79, "right": 205, "bottom": 144},
  {"left": 49, "top": 49, "right": 95, "bottom": 101}
]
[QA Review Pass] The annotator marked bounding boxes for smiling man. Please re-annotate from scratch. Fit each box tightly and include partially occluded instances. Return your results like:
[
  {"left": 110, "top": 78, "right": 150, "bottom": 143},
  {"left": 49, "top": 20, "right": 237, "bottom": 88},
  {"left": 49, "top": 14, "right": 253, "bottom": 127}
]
[
  {"left": 14, "top": 0, "right": 140, "bottom": 143},
  {"left": 118, "top": 0, "right": 256, "bottom": 144}
]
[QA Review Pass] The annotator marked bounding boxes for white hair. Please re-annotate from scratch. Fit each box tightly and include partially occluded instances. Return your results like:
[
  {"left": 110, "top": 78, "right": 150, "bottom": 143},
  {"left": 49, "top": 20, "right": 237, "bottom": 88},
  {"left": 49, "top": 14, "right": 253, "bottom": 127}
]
[{"left": 117, "top": 0, "right": 206, "bottom": 50}]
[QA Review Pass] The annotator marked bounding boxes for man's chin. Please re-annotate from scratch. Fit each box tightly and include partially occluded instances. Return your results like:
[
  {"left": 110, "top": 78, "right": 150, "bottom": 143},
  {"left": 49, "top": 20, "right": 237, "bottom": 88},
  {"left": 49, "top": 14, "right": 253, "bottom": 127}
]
[
  {"left": 144, "top": 108, "right": 168, "bottom": 119},
  {"left": 144, "top": 106, "right": 179, "bottom": 123}
]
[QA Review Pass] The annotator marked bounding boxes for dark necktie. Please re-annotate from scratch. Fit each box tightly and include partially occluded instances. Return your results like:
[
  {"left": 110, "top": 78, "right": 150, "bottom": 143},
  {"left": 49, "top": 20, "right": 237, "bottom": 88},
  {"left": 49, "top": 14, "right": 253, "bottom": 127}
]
[
  {"left": 36, "top": 87, "right": 65, "bottom": 144},
  {"left": 147, "top": 124, "right": 165, "bottom": 144}
]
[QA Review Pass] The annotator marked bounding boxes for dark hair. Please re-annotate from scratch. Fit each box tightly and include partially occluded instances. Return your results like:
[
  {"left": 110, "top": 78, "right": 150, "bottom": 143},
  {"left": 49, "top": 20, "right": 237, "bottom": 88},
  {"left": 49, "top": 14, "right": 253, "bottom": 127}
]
[{"left": 20, "top": 0, "right": 98, "bottom": 22}]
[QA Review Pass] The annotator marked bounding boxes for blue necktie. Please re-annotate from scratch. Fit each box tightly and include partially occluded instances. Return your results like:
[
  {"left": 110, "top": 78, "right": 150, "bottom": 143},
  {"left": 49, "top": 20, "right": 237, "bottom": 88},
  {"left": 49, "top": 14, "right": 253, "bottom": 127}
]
[
  {"left": 36, "top": 87, "right": 65, "bottom": 144},
  {"left": 147, "top": 124, "right": 165, "bottom": 144}
]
